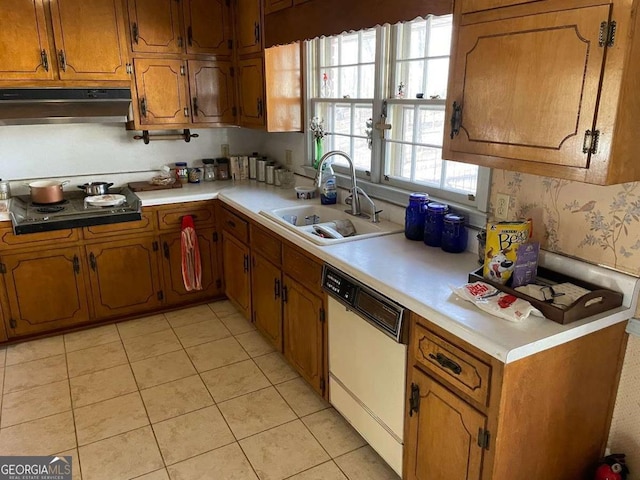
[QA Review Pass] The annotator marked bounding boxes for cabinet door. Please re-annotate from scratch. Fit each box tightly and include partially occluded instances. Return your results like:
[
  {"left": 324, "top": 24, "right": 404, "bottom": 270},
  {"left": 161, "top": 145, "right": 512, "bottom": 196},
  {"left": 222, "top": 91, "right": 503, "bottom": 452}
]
[
  {"left": 461, "top": 0, "right": 538, "bottom": 14},
  {"left": 264, "top": 0, "right": 292, "bottom": 15},
  {"left": 133, "top": 58, "right": 190, "bottom": 126},
  {"left": 49, "top": 0, "right": 130, "bottom": 80},
  {"left": 236, "top": 0, "right": 262, "bottom": 56},
  {"left": 0, "top": 0, "right": 54, "bottom": 81},
  {"left": 2, "top": 247, "right": 91, "bottom": 337},
  {"left": 405, "top": 368, "right": 486, "bottom": 480},
  {"left": 127, "top": 0, "right": 184, "bottom": 54},
  {"left": 444, "top": 5, "right": 609, "bottom": 170},
  {"left": 283, "top": 276, "right": 324, "bottom": 395},
  {"left": 238, "top": 57, "right": 265, "bottom": 128},
  {"left": 86, "top": 237, "right": 162, "bottom": 319},
  {"left": 222, "top": 232, "right": 251, "bottom": 319},
  {"left": 183, "top": 0, "right": 232, "bottom": 56},
  {"left": 188, "top": 60, "right": 236, "bottom": 124},
  {"left": 160, "top": 228, "right": 223, "bottom": 305},
  {"left": 251, "top": 253, "right": 282, "bottom": 351}
]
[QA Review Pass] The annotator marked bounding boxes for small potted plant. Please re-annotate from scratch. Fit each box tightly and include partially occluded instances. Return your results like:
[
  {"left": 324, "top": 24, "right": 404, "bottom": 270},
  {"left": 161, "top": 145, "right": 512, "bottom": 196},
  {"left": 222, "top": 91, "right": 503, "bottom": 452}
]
[{"left": 310, "top": 116, "right": 327, "bottom": 169}]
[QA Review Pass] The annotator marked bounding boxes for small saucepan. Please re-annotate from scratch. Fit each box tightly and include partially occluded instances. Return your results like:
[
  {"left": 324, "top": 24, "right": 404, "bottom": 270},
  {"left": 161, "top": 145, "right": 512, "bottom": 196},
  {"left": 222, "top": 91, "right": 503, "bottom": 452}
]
[
  {"left": 27, "top": 180, "right": 70, "bottom": 204},
  {"left": 78, "top": 182, "right": 114, "bottom": 196}
]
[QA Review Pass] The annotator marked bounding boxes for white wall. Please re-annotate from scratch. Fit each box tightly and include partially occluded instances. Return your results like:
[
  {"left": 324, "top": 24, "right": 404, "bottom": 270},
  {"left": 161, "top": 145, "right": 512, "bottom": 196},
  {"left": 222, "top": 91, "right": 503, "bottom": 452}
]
[
  {"left": 0, "top": 123, "right": 229, "bottom": 180},
  {"left": 227, "top": 128, "right": 306, "bottom": 172}
]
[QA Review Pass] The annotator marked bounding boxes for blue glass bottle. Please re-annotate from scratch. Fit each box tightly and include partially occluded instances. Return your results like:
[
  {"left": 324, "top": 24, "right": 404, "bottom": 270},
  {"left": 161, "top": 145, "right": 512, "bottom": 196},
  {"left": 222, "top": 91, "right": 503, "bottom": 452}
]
[
  {"left": 423, "top": 203, "right": 448, "bottom": 247},
  {"left": 441, "top": 214, "right": 468, "bottom": 253},
  {"left": 404, "top": 193, "right": 429, "bottom": 241}
]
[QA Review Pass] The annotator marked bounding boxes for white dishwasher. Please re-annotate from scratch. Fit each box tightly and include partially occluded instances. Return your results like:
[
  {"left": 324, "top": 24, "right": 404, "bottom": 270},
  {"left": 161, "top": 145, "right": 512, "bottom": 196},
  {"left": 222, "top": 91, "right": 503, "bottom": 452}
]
[{"left": 323, "top": 265, "right": 407, "bottom": 477}]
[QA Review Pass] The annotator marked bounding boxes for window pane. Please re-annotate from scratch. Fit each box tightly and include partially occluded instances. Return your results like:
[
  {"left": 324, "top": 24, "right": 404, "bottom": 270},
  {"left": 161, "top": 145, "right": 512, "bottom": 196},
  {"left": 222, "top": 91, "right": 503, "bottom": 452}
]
[
  {"left": 414, "top": 147, "right": 443, "bottom": 185},
  {"left": 341, "top": 34, "right": 359, "bottom": 64},
  {"left": 402, "top": 107, "right": 414, "bottom": 142},
  {"left": 361, "top": 30, "right": 377, "bottom": 63},
  {"left": 354, "top": 105, "right": 372, "bottom": 137},
  {"left": 444, "top": 161, "right": 478, "bottom": 194},
  {"left": 334, "top": 104, "right": 351, "bottom": 134},
  {"left": 428, "top": 16, "right": 453, "bottom": 57},
  {"left": 416, "top": 108, "right": 445, "bottom": 146},
  {"left": 353, "top": 138, "right": 371, "bottom": 171},
  {"left": 426, "top": 58, "right": 449, "bottom": 99},
  {"left": 360, "top": 64, "right": 375, "bottom": 98}
]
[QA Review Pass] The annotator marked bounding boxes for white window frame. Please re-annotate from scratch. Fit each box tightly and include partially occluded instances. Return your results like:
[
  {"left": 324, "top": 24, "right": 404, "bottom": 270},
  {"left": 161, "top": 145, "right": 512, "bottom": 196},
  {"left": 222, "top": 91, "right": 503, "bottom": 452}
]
[{"left": 304, "top": 18, "right": 490, "bottom": 226}]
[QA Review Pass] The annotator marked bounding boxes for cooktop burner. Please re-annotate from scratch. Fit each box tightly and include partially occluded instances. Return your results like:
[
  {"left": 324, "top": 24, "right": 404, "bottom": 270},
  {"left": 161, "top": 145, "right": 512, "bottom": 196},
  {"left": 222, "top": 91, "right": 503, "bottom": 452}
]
[
  {"left": 9, "top": 187, "right": 142, "bottom": 235},
  {"left": 36, "top": 205, "right": 66, "bottom": 214}
]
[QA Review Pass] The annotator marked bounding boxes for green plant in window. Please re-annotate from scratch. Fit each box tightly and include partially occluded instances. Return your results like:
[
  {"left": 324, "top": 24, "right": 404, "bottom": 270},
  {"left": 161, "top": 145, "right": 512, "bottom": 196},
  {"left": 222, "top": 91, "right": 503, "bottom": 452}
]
[{"left": 310, "top": 116, "right": 327, "bottom": 169}]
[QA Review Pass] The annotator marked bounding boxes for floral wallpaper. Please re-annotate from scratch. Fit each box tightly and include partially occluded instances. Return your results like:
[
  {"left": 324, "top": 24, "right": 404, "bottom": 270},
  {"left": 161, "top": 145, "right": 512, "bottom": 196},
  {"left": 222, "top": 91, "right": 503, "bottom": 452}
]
[
  {"left": 491, "top": 170, "right": 640, "bottom": 276},
  {"left": 490, "top": 170, "right": 640, "bottom": 477}
]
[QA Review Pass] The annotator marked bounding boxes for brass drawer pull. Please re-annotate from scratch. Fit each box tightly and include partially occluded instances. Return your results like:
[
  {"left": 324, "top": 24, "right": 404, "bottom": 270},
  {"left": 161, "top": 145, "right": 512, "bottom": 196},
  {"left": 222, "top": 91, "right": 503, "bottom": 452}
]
[{"left": 429, "top": 352, "right": 462, "bottom": 375}]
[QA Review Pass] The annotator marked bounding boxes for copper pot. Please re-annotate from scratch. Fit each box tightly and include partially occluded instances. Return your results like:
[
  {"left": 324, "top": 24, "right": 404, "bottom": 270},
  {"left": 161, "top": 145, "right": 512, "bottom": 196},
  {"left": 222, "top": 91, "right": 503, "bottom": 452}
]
[{"left": 27, "top": 180, "right": 69, "bottom": 204}]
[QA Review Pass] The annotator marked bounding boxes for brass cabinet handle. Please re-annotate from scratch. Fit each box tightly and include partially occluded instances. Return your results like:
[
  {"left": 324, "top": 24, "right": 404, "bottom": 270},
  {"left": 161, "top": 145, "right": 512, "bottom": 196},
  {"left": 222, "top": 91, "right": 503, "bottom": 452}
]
[
  {"left": 140, "top": 97, "right": 147, "bottom": 117},
  {"left": 72, "top": 255, "right": 80, "bottom": 274},
  {"left": 274, "top": 278, "right": 281, "bottom": 299},
  {"left": 450, "top": 101, "right": 462, "bottom": 139},
  {"left": 58, "top": 50, "right": 66, "bottom": 72},
  {"left": 41, "top": 50, "right": 49, "bottom": 72},
  {"left": 132, "top": 22, "right": 139, "bottom": 43},
  {"left": 429, "top": 352, "right": 462, "bottom": 375},
  {"left": 89, "top": 252, "right": 97, "bottom": 271}
]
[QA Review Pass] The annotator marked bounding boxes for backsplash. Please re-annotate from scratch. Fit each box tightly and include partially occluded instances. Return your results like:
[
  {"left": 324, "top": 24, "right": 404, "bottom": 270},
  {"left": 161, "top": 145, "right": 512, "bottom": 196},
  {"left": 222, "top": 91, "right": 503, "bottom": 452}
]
[{"left": 491, "top": 170, "right": 640, "bottom": 477}]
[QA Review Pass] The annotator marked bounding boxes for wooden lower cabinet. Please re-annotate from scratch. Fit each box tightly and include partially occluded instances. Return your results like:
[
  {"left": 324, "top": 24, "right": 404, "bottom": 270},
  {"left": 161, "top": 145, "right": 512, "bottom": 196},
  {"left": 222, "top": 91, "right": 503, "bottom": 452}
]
[
  {"left": 222, "top": 232, "right": 251, "bottom": 319},
  {"left": 251, "top": 252, "right": 282, "bottom": 350},
  {"left": 1, "top": 246, "right": 91, "bottom": 337},
  {"left": 160, "top": 228, "right": 223, "bottom": 305},
  {"left": 283, "top": 275, "right": 324, "bottom": 395},
  {"left": 405, "top": 368, "right": 486, "bottom": 480},
  {"left": 86, "top": 237, "right": 163, "bottom": 319},
  {"left": 404, "top": 314, "right": 628, "bottom": 480}
]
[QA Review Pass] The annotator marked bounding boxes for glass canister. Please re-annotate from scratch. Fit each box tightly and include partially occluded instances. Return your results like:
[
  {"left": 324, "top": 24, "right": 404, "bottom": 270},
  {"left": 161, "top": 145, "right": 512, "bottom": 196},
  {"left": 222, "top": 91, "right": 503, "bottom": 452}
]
[
  {"left": 188, "top": 167, "right": 202, "bottom": 183},
  {"left": 441, "top": 214, "right": 468, "bottom": 253},
  {"left": 423, "top": 202, "right": 448, "bottom": 247},
  {"left": 216, "top": 158, "right": 230, "bottom": 180},
  {"left": 404, "top": 193, "right": 429, "bottom": 241},
  {"left": 174, "top": 162, "right": 188, "bottom": 184},
  {"left": 203, "top": 162, "right": 216, "bottom": 182},
  {"left": 0, "top": 180, "right": 11, "bottom": 200}
]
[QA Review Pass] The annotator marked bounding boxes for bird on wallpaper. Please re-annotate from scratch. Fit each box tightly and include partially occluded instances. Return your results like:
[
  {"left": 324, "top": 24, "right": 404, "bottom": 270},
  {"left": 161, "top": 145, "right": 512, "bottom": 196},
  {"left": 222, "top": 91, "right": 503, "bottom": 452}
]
[{"left": 572, "top": 200, "right": 596, "bottom": 213}]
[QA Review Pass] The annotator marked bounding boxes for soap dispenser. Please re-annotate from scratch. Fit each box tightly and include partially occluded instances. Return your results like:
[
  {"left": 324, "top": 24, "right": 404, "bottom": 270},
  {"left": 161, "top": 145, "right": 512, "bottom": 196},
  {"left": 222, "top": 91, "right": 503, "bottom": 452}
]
[{"left": 320, "top": 164, "right": 337, "bottom": 205}]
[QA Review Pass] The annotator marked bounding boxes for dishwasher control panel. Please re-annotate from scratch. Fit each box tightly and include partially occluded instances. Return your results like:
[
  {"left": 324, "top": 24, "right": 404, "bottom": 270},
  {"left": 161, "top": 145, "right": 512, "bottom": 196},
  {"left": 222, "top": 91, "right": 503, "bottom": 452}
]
[{"left": 322, "top": 264, "right": 406, "bottom": 343}]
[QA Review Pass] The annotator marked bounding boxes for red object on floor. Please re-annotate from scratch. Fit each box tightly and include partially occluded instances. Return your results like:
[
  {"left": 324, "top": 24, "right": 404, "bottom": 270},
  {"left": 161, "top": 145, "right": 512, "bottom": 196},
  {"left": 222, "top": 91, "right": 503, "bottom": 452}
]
[{"left": 181, "top": 215, "right": 202, "bottom": 291}]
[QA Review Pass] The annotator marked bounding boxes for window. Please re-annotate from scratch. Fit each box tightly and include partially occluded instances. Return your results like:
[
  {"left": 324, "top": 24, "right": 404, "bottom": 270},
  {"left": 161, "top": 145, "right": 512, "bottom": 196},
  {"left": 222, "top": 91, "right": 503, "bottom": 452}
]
[{"left": 307, "top": 15, "right": 489, "bottom": 210}]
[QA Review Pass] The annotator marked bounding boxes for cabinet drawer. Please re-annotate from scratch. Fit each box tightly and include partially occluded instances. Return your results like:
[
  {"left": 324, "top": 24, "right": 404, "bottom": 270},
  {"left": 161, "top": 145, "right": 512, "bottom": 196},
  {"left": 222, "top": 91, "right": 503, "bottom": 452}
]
[
  {"left": 282, "top": 243, "right": 322, "bottom": 293},
  {"left": 251, "top": 224, "right": 281, "bottom": 265},
  {"left": 157, "top": 202, "right": 215, "bottom": 231},
  {"left": 83, "top": 211, "right": 156, "bottom": 239},
  {"left": 221, "top": 208, "right": 249, "bottom": 243},
  {"left": 413, "top": 324, "right": 491, "bottom": 406},
  {"left": 0, "top": 224, "right": 80, "bottom": 250}
]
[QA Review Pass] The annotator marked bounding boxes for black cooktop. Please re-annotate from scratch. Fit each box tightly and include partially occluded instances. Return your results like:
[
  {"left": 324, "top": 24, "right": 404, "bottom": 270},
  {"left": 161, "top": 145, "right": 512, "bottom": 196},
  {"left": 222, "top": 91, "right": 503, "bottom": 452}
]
[{"left": 9, "top": 187, "right": 142, "bottom": 235}]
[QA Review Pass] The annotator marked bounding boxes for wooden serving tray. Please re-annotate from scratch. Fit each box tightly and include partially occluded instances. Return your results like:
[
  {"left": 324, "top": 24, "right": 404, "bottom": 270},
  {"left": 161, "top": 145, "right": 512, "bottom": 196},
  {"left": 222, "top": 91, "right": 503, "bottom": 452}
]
[
  {"left": 468, "top": 267, "right": 623, "bottom": 324},
  {"left": 128, "top": 181, "right": 183, "bottom": 192}
]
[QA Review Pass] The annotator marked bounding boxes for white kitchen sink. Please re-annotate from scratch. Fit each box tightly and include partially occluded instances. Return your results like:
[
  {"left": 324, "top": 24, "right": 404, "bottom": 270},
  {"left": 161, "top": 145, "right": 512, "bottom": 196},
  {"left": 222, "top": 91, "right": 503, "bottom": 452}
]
[{"left": 259, "top": 203, "right": 403, "bottom": 245}]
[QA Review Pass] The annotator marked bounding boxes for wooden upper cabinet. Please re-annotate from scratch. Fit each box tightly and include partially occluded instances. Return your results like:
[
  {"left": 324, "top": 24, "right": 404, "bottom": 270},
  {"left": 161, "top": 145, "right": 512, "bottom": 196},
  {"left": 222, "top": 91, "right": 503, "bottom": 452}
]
[
  {"left": 237, "top": 57, "right": 265, "bottom": 127},
  {"left": 0, "top": 0, "right": 54, "bottom": 81},
  {"left": 49, "top": 0, "right": 130, "bottom": 81},
  {"left": 264, "top": 0, "right": 292, "bottom": 15},
  {"left": 127, "top": 0, "right": 184, "bottom": 54},
  {"left": 133, "top": 58, "right": 189, "bottom": 125},
  {"left": 236, "top": 0, "right": 262, "bottom": 56},
  {"left": 265, "top": 43, "right": 302, "bottom": 132},
  {"left": 460, "top": 0, "right": 539, "bottom": 14},
  {"left": 188, "top": 60, "right": 236, "bottom": 124},
  {"left": 445, "top": 5, "right": 609, "bottom": 171},
  {"left": 183, "top": 0, "right": 233, "bottom": 56}
]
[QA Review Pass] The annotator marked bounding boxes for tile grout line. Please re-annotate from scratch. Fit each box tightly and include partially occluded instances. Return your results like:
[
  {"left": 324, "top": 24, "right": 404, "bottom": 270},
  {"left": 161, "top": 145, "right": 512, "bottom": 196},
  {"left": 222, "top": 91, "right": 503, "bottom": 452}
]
[
  {"left": 115, "top": 313, "right": 170, "bottom": 477},
  {"left": 63, "top": 341, "right": 83, "bottom": 480}
]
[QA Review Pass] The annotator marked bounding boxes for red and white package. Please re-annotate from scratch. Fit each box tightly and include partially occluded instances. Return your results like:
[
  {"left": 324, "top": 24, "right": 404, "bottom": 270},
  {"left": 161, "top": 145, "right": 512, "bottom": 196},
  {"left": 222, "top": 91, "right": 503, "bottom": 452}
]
[{"left": 452, "top": 282, "right": 542, "bottom": 322}]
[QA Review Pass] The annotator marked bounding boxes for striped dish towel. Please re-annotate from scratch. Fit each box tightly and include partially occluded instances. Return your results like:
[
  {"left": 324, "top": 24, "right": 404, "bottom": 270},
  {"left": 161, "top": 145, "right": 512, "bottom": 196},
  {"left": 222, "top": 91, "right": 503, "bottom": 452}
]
[{"left": 181, "top": 215, "right": 202, "bottom": 291}]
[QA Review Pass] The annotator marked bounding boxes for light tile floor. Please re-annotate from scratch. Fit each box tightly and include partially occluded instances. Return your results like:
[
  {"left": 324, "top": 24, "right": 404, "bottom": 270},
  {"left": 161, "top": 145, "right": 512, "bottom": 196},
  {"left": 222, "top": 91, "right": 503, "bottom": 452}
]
[{"left": 0, "top": 301, "right": 400, "bottom": 480}]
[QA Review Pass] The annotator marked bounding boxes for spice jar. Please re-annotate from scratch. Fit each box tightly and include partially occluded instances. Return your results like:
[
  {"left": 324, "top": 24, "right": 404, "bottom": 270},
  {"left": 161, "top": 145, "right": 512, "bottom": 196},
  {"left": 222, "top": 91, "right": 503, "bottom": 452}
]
[
  {"left": 441, "top": 214, "right": 468, "bottom": 253},
  {"left": 0, "top": 180, "right": 11, "bottom": 200},
  {"left": 174, "top": 162, "right": 188, "bottom": 184},
  {"left": 423, "top": 203, "right": 448, "bottom": 247},
  {"left": 404, "top": 193, "right": 429, "bottom": 241},
  {"left": 216, "top": 158, "right": 230, "bottom": 180}
]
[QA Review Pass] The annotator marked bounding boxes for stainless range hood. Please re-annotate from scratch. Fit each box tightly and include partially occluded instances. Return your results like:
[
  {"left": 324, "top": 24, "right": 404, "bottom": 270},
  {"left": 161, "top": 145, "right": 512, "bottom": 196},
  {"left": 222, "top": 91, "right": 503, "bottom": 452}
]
[{"left": 0, "top": 88, "right": 131, "bottom": 126}]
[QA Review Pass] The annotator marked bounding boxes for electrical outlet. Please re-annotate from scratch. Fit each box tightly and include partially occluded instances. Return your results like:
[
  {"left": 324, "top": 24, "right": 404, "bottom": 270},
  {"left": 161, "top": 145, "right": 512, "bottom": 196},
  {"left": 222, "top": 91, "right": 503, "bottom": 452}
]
[
  {"left": 495, "top": 193, "right": 511, "bottom": 220},
  {"left": 285, "top": 149, "right": 292, "bottom": 166},
  {"left": 221, "top": 144, "right": 230, "bottom": 157}
]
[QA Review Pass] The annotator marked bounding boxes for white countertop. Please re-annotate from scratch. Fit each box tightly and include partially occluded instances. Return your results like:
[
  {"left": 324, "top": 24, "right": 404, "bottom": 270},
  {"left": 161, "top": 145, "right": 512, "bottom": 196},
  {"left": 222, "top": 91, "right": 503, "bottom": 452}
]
[{"left": 21, "top": 180, "right": 640, "bottom": 363}]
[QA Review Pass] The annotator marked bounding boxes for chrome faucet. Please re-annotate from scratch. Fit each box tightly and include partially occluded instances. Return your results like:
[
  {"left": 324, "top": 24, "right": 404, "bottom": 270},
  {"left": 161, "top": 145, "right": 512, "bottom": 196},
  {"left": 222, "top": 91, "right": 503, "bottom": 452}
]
[{"left": 316, "top": 150, "right": 360, "bottom": 217}]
